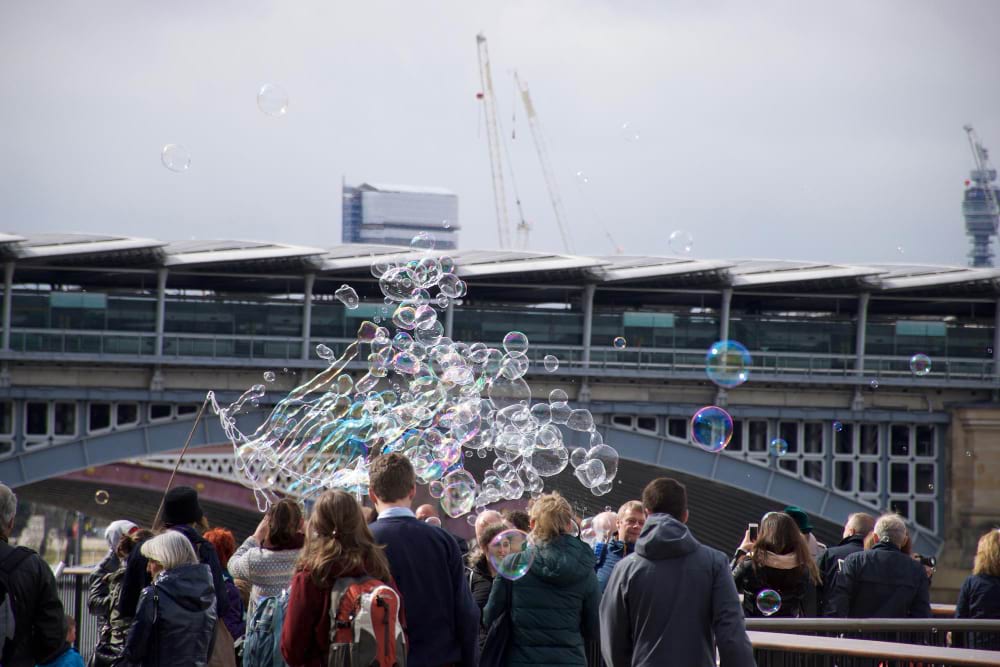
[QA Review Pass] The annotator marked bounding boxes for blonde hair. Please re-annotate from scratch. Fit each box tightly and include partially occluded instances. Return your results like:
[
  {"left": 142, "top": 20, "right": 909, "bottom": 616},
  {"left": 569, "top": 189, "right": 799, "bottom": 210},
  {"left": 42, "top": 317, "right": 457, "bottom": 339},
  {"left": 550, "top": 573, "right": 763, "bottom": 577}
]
[
  {"left": 618, "top": 500, "right": 643, "bottom": 519},
  {"left": 529, "top": 492, "right": 573, "bottom": 543},
  {"left": 141, "top": 531, "right": 198, "bottom": 571},
  {"left": 973, "top": 529, "right": 1000, "bottom": 577}
]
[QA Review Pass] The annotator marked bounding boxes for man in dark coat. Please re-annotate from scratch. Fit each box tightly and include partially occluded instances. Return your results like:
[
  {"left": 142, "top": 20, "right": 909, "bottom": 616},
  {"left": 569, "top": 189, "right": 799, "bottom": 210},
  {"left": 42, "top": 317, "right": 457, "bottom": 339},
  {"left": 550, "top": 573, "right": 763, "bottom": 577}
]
[
  {"left": 0, "top": 484, "right": 67, "bottom": 667},
  {"left": 369, "top": 454, "right": 479, "bottom": 667},
  {"left": 816, "top": 512, "right": 875, "bottom": 615},
  {"left": 117, "top": 486, "right": 228, "bottom": 621},
  {"left": 600, "top": 478, "right": 754, "bottom": 667},
  {"left": 827, "top": 513, "right": 931, "bottom": 618}
]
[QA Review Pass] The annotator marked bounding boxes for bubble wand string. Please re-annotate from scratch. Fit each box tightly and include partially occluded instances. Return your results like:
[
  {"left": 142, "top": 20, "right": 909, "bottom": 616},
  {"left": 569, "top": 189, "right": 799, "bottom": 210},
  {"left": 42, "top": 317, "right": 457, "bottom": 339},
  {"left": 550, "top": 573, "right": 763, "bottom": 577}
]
[{"left": 152, "top": 397, "right": 209, "bottom": 531}]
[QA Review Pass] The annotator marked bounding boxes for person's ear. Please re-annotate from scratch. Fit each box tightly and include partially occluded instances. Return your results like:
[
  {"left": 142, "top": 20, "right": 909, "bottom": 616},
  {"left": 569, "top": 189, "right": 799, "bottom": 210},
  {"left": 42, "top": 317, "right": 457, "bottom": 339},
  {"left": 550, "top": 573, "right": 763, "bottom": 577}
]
[
  {"left": 643, "top": 509, "right": 650, "bottom": 518},
  {"left": 681, "top": 509, "right": 690, "bottom": 524},
  {"left": 368, "top": 489, "right": 379, "bottom": 505},
  {"left": 407, "top": 485, "right": 417, "bottom": 500}
]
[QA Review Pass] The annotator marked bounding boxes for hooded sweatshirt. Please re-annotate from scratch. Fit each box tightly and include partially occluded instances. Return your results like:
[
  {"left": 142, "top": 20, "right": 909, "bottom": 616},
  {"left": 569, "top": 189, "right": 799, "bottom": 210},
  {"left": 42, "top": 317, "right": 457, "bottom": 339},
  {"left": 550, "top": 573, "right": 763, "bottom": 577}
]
[
  {"left": 599, "top": 513, "right": 755, "bottom": 667},
  {"left": 482, "top": 533, "right": 600, "bottom": 667}
]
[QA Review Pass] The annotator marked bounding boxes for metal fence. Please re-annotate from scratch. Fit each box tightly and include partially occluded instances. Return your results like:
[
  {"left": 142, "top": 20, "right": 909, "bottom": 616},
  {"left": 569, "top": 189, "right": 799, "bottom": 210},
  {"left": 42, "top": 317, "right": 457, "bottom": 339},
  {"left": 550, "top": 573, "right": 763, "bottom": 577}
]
[{"left": 56, "top": 567, "right": 100, "bottom": 660}]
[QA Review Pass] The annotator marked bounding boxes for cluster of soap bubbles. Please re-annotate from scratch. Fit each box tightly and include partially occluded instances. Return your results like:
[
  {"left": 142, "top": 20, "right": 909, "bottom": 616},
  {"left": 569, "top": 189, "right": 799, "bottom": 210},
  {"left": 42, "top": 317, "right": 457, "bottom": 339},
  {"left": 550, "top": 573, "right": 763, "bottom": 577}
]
[{"left": 209, "top": 235, "right": 620, "bottom": 513}]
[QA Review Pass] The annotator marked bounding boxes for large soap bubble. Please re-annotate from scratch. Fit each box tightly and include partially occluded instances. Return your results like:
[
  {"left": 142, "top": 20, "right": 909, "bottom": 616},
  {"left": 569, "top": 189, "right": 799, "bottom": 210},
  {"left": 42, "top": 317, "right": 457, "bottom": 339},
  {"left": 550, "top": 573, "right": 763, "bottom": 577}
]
[
  {"left": 488, "top": 529, "right": 535, "bottom": 581},
  {"left": 705, "top": 340, "right": 751, "bottom": 388},
  {"left": 690, "top": 406, "right": 734, "bottom": 452}
]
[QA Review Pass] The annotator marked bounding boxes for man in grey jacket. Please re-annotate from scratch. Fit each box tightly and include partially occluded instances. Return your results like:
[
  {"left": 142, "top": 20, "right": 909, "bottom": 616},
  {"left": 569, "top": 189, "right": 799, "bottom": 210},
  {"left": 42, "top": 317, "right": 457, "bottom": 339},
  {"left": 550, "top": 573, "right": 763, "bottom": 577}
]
[{"left": 599, "top": 478, "right": 755, "bottom": 667}]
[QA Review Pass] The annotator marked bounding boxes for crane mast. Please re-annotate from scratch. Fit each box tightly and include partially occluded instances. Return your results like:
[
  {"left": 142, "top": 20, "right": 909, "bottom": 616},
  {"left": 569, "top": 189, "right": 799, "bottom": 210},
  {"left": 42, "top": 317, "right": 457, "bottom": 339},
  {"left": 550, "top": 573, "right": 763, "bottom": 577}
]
[
  {"left": 962, "top": 125, "right": 1000, "bottom": 267},
  {"left": 514, "top": 71, "right": 574, "bottom": 254},
  {"left": 476, "top": 34, "right": 512, "bottom": 249}
]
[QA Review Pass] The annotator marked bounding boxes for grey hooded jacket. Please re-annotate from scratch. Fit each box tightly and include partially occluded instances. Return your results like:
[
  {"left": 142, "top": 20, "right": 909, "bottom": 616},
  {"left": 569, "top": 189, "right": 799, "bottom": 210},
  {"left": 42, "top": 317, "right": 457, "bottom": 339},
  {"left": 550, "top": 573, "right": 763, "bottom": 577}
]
[{"left": 599, "top": 513, "right": 756, "bottom": 667}]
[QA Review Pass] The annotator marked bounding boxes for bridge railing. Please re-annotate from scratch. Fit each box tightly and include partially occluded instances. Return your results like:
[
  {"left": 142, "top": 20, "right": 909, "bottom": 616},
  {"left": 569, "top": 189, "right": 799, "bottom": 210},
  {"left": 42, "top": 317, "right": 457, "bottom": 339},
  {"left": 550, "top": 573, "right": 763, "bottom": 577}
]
[
  {"left": 6, "top": 327, "right": 998, "bottom": 386},
  {"left": 745, "top": 617, "right": 1000, "bottom": 651}
]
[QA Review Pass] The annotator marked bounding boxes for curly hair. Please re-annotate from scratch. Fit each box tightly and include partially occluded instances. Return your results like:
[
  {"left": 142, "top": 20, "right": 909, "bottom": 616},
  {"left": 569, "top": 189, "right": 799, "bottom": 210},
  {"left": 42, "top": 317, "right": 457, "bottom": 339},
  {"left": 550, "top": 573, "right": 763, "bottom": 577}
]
[{"left": 974, "top": 529, "right": 1000, "bottom": 577}]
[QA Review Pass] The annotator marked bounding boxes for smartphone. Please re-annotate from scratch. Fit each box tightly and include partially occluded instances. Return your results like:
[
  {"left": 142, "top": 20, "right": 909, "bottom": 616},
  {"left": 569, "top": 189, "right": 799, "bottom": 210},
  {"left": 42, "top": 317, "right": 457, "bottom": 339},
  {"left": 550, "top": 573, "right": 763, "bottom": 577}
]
[{"left": 748, "top": 523, "right": 759, "bottom": 542}]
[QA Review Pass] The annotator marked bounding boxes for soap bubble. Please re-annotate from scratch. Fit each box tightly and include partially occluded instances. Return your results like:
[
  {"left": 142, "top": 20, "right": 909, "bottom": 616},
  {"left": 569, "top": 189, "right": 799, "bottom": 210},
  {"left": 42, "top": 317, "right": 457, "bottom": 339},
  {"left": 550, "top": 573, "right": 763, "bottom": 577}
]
[
  {"left": 316, "top": 343, "right": 335, "bottom": 361},
  {"left": 833, "top": 421, "right": 843, "bottom": 433},
  {"left": 161, "top": 144, "right": 191, "bottom": 172},
  {"left": 424, "top": 516, "right": 442, "bottom": 527},
  {"left": 756, "top": 589, "right": 782, "bottom": 616},
  {"left": 619, "top": 121, "right": 640, "bottom": 142},
  {"left": 909, "top": 354, "right": 931, "bottom": 376},
  {"left": 543, "top": 355, "right": 559, "bottom": 372},
  {"left": 502, "top": 331, "right": 529, "bottom": 354},
  {"left": 257, "top": 83, "right": 289, "bottom": 116},
  {"left": 869, "top": 379, "right": 879, "bottom": 389},
  {"left": 569, "top": 447, "right": 588, "bottom": 469},
  {"left": 428, "top": 481, "right": 444, "bottom": 498},
  {"left": 335, "top": 285, "right": 360, "bottom": 309},
  {"left": 94, "top": 489, "right": 110, "bottom": 505},
  {"left": 488, "top": 529, "right": 535, "bottom": 581},
  {"left": 529, "top": 447, "right": 569, "bottom": 477},
  {"left": 769, "top": 438, "right": 788, "bottom": 457},
  {"left": 549, "top": 388, "right": 568, "bottom": 403},
  {"left": 613, "top": 337, "right": 627, "bottom": 349},
  {"left": 668, "top": 230, "right": 693, "bottom": 254},
  {"left": 263, "top": 371, "right": 276, "bottom": 382},
  {"left": 690, "top": 406, "right": 733, "bottom": 452},
  {"left": 706, "top": 340, "right": 751, "bottom": 388},
  {"left": 411, "top": 231, "right": 435, "bottom": 251},
  {"left": 575, "top": 171, "right": 590, "bottom": 184}
]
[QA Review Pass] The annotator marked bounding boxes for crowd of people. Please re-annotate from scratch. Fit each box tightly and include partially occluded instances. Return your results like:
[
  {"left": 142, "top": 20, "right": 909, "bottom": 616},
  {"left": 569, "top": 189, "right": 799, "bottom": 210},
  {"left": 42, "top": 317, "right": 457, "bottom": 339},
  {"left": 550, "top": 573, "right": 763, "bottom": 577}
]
[{"left": 1, "top": 462, "right": 999, "bottom": 667}]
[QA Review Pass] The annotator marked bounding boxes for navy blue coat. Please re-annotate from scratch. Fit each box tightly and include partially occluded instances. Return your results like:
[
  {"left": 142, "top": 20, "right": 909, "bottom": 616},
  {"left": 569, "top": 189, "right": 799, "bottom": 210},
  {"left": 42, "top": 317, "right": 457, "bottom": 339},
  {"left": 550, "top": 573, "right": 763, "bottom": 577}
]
[
  {"left": 955, "top": 573, "right": 1000, "bottom": 650},
  {"left": 827, "top": 542, "right": 931, "bottom": 618},
  {"left": 815, "top": 534, "right": 866, "bottom": 614},
  {"left": 371, "top": 515, "right": 479, "bottom": 667}
]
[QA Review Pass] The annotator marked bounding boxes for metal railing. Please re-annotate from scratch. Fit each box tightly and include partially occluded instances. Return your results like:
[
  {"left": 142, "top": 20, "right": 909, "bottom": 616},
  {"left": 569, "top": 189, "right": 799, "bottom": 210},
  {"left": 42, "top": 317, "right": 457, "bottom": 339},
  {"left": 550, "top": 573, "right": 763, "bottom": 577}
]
[
  {"left": 5, "top": 327, "right": 999, "bottom": 385},
  {"left": 748, "top": 630, "right": 1000, "bottom": 666},
  {"left": 56, "top": 566, "right": 100, "bottom": 660},
  {"left": 746, "top": 617, "right": 1000, "bottom": 651}
]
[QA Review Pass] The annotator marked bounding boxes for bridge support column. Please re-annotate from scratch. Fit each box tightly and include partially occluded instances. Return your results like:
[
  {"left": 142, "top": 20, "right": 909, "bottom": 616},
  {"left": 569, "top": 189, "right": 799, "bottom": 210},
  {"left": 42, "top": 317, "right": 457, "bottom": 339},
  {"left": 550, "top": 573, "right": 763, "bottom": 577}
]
[
  {"left": 444, "top": 302, "right": 454, "bottom": 339},
  {"left": 154, "top": 268, "right": 168, "bottom": 356},
  {"left": 851, "top": 292, "right": 870, "bottom": 411},
  {"left": 993, "top": 297, "right": 1000, "bottom": 378},
  {"left": 579, "top": 284, "right": 595, "bottom": 402},
  {"left": 719, "top": 287, "right": 732, "bottom": 342},
  {"left": 301, "top": 273, "right": 315, "bottom": 360},
  {"left": 2, "top": 262, "right": 14, "bottom": 352}
]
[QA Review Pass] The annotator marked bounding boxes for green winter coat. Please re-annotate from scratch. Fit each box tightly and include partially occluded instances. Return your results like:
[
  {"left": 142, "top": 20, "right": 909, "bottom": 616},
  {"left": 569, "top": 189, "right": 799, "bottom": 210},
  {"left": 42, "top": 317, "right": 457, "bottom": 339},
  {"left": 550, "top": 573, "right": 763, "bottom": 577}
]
[{"left": 482, "top": 533, "right": 600, "bottom": 666}]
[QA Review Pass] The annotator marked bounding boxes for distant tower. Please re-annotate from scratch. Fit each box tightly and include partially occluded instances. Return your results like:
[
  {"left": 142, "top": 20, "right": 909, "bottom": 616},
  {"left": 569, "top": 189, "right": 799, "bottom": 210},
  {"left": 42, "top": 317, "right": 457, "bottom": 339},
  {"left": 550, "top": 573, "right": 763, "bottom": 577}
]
[{"left": 962, "top": 125, "right": 1000, "bottom": 267}]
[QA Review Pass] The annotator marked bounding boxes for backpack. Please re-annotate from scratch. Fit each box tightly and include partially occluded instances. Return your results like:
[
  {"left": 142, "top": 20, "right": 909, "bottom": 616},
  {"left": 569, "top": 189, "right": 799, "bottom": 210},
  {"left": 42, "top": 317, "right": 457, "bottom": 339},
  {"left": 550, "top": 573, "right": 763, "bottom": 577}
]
[
  {"left": 0, "top": 546, "right": 34, "bottom": 662},
  {"left": 327, "top": 576, "right": 406, "bottom": 667},
  {"left": 243, "top": 592, "right": 289, "bottom": 667}
]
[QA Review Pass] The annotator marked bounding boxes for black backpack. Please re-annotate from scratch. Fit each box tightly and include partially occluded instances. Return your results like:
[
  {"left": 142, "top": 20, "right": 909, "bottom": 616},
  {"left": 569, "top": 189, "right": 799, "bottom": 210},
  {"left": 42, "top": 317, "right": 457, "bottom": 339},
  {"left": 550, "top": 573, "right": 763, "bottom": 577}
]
[{"left": 0, "top": 546, "right": 35, "bottom": 662}]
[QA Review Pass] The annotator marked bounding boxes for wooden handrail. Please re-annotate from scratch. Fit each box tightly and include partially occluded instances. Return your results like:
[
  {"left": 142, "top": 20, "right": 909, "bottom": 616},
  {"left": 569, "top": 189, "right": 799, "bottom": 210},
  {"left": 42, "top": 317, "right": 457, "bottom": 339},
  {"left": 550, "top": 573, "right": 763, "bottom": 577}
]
[
  {"left": 746, "top": 617, "right": 1000, "bottom": 631},
  {"left": 748, "top": 631, "right": 1000, "bottom": 665}
]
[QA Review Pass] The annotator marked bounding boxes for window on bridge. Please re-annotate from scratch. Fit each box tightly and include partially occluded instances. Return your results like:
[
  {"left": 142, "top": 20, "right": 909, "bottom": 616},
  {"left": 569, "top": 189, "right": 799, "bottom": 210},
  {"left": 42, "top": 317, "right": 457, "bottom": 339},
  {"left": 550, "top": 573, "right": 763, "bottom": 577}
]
[
  {"left": 116, "top": 403, "right": 139, "bottom": 427},
  {"left": 89, "top": 403, "right": 111, "bottom": 432}
]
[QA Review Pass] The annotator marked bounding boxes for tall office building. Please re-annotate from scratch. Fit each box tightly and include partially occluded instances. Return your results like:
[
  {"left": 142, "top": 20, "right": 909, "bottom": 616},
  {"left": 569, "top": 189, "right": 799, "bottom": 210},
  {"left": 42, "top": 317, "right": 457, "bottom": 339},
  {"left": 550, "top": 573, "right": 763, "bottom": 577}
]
[{"left": 342, "top": 181, "right": 459, "bottom": 249}]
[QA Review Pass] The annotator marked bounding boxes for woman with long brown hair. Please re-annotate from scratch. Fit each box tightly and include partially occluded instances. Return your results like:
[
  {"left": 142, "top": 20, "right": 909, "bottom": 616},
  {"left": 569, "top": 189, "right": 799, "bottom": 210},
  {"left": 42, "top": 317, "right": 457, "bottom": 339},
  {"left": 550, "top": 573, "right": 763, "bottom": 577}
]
[
  {"left": 732, "top": 511, "right": 821, "bottom": 617},
  {"left": 279, "top": 490, "right": 396, "bottom": 667}
]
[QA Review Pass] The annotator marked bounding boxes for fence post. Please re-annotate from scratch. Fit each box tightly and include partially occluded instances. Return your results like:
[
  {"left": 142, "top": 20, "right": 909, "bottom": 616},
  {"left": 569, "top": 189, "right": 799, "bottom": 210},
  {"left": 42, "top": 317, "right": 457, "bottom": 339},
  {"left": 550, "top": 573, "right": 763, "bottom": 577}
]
[{"left": 73, "top": 573, "right": 83, "bottom": 651}]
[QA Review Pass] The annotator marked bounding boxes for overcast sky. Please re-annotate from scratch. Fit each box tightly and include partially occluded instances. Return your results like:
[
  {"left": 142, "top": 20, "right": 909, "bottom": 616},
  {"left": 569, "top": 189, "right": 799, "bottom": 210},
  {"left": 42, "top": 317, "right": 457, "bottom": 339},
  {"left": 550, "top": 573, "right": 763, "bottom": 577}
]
[{"left": 2, "top": 1, "right": 999, "bottom": 266}]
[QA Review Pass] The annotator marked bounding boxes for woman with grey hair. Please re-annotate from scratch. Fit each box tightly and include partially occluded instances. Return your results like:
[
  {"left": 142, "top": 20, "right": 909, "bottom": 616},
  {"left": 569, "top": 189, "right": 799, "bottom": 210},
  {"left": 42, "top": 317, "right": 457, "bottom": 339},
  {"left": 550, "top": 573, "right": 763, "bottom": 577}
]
[{"left": 122, "top": 531, "right": 218, "bottom": 667}]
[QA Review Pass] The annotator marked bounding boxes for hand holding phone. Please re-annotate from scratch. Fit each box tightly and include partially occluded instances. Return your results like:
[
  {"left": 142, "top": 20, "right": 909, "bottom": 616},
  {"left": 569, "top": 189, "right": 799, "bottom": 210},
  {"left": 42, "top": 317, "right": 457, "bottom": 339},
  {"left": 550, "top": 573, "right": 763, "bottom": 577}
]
[{"left": 748, "top": 523, "right": 759, "bottom": 542}]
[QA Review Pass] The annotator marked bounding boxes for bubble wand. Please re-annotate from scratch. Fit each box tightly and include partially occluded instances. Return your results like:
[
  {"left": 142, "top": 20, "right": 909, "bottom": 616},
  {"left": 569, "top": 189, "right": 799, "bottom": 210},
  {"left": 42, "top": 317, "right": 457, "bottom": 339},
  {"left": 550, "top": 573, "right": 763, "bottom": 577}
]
[{"left": 152, "top": 397, "right": 209, "bottom": 531}]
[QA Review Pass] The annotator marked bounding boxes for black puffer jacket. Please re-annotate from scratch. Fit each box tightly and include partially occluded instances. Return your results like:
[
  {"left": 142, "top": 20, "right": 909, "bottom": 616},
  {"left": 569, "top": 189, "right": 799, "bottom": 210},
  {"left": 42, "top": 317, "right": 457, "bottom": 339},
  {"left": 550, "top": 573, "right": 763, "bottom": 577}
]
[
  {"left": 0, "top": 541, "right": 66, "bottom": 667},
  {"left": 827, "top": 542, "right": 931, "bottom": 618},
  {"left": 123, "top": 563, "right": 218, "bottom": 667},
  {"left": 87, "top": 550, "right": 120, "bottom": 661}
]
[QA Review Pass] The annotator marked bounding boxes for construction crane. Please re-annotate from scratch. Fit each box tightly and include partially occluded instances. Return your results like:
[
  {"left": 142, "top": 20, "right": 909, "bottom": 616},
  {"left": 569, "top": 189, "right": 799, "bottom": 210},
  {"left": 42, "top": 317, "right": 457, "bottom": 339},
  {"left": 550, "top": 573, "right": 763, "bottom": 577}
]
[
  {"left": 962, "top": 125, "right": 1000, "bottom": 267},
  {"left": 475, "top": 34, "right": 512, "bottom": 249},
  {"left": 514, "top": 71, "right": 574, "bottom": 254}
]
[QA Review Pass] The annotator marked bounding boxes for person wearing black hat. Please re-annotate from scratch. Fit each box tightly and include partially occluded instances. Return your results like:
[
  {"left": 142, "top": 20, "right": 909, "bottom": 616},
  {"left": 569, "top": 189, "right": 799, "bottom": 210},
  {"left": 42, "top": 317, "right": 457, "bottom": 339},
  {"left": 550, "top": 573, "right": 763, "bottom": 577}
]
[
  {"left": 783, "top": 506, "right": 826, "bottom": 558},
  {"left": 117, "top": 486, "right": 229, "bottom": 624}
]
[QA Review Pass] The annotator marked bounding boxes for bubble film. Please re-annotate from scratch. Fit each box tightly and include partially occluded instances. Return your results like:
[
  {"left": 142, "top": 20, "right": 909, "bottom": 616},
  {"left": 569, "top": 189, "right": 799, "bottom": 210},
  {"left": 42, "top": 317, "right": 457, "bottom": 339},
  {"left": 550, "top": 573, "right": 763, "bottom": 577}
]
[
  {"left": 161, "top": 144, "right": 191, "bottom": 172},
  {"left": 613, "top": 336, "right": 627, "bottom": 349},
  {"left": 209, "top": 236, "right": 617, "bottom": 513},
  {"left": 257, "top": 83, "right": 289, "bottom": 116},
  {"left": 94, "top": 489, "right": 110, "bottom": 505},
  {"left": 705, "top": 340, "right": 751, "bottom": 388},
  {"left": 690, "top": 406, "right": 733, "bottom": 452}
]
